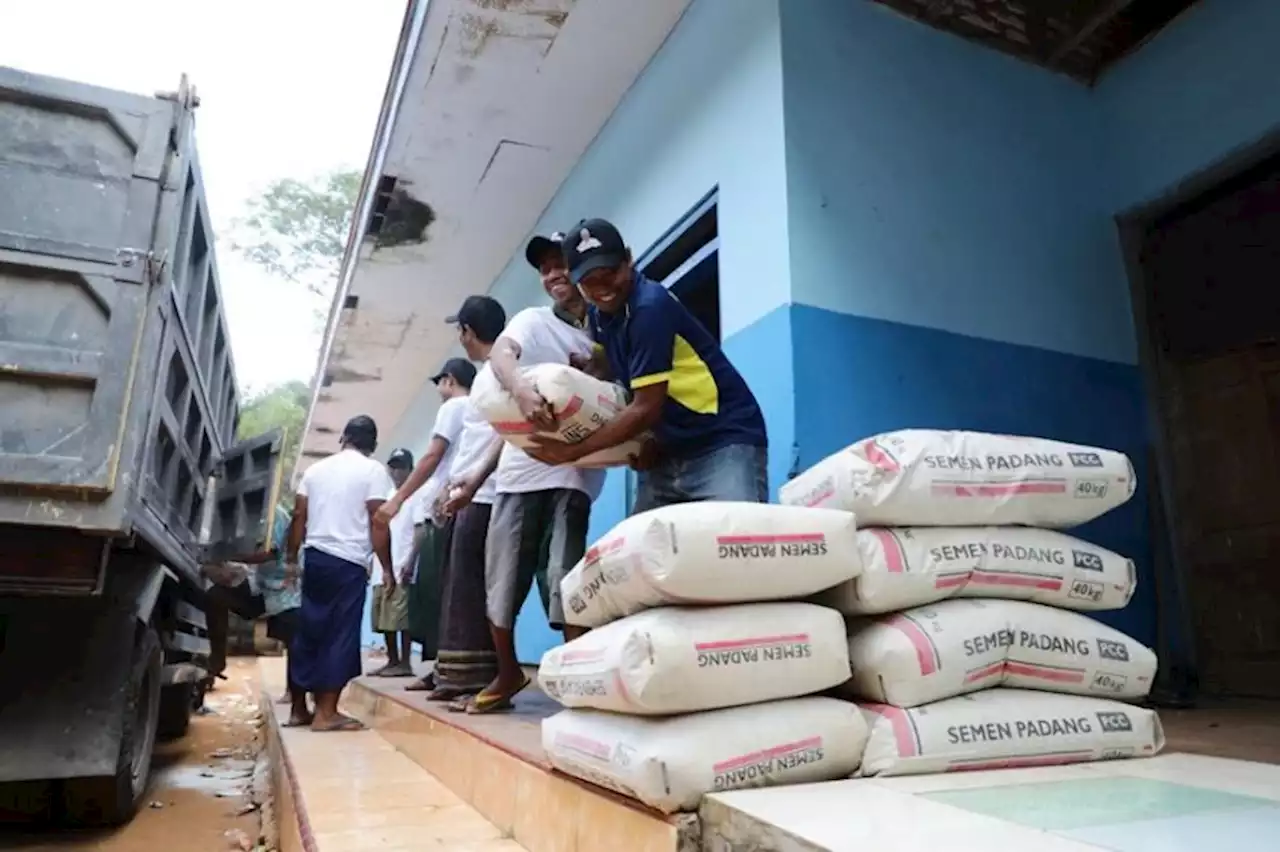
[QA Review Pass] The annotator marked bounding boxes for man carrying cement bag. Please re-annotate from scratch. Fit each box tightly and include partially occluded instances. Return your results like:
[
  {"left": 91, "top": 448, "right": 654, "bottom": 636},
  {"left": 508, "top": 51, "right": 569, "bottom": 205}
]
[{"left": 526, "top": 219, "right": 770, "bottom": 510}]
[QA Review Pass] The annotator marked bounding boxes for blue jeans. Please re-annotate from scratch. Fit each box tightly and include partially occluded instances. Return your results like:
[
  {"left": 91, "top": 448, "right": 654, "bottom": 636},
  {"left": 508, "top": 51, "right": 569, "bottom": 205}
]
[{"left": 633, "top": 443, "right": 768, "bottom": 513}]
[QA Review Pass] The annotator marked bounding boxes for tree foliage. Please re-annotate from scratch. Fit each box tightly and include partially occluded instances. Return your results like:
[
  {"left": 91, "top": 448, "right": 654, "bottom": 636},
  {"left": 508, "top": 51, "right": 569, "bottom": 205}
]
[
  {"left": 229, "top": 169, "right": 361, "bottom": 299},
  {"left": 238, "top": 380, "right": 311, "bottom": 494}
]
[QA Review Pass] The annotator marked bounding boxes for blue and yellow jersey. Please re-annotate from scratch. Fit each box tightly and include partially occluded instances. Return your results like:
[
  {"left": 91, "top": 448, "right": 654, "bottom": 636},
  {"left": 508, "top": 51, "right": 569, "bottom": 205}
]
[{"left": 590, "top": 274, "right": 767, "bottom": 458}]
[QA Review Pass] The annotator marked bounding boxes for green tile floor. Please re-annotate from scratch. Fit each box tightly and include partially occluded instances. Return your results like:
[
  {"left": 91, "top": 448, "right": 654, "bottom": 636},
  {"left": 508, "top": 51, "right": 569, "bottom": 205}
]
[{"left": 923, "top": 777, "right": 1274, "bottom": 832}]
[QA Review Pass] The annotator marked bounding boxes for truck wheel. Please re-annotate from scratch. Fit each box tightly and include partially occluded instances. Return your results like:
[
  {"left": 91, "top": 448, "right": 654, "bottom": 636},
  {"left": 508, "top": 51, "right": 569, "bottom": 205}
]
[
  {"left": 156, "top": 683, "right": 194, "bottom": 741},
  {"left": 61, "top": 627, "right": 162, "bottom": 826}
]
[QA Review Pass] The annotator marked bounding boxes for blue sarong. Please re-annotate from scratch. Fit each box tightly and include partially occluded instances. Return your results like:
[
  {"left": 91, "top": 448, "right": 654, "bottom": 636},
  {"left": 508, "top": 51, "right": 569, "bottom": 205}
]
[{"left": 290, "top": 547, "right": 367, "bottom": 693}]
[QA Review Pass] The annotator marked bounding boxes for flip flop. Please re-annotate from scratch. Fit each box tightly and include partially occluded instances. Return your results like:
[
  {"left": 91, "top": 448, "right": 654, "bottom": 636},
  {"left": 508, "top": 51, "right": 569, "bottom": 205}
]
[
  {"left": 283, "top": 716, "right": 314, "bottom": 728},
  {"left": 383, "top": 666, "right": 415, "bottom": 678},
  {"left": 404, "top": 678, "right": 433, "bottom": 692},
  {"left": 465, "top": 675, "right": 530, "bottom": 715},
  {"left": 311, "top": 716, "right": 365, "bottom": 733}
]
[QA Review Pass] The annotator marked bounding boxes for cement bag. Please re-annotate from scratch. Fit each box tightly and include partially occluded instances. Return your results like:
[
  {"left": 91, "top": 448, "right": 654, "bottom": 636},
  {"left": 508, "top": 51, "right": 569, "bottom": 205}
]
[
  {"left": 780, "top": 430, "right": 1136, "bottom": 528},
  {"left": 858, "top": 689, "right": 1165, "bottom": 777},
  {"left": 543, "top": 697, "right": 867, "bottom": 813},
  {"left": 471, "top": 363, "right": 644, "bottom": 468},
  {"left": 843, "top": 598, "right": 1156, "bottom": 707},
  {"left": 560, "top": 502, "right": 861, "bottom": 628},
  {"left": 817, "top": 527, "right": 1136, "bottom": 615},
  {"left": 539, "top": 603, "right": 850, "bottom": 715}
]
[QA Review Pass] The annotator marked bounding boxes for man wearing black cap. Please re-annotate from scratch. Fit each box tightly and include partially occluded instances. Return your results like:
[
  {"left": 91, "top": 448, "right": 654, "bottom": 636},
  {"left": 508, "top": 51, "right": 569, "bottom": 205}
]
[
  {"left": 376, "top": 357, "right": 476, "bottom": 690},
  {"left": 285, "top": 415, "right": 395, "bottom": 731},
  {"left": 368, "top": 448, "right": 418, "bottom": 677},
  {"left": 443, "top": 236, "right": 603, "bottom": 714},
  {"left": 528, "top": 218, "right": 769, "bottom": 510}
]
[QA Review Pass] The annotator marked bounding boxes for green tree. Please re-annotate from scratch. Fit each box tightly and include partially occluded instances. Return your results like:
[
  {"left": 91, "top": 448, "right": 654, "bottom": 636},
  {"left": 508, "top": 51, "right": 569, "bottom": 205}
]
[
  {"left": 228, "top": 168, "right": 361, "bottom": 303},
  {"left": 238, "top": 380, "right": 311, "bottom": 496}
]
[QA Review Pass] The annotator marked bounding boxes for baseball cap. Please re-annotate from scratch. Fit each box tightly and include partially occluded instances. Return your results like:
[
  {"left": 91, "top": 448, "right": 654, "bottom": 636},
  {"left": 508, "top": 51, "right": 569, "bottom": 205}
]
[
  {"left": 387, "top": 448, "right": 415, "bottom": 470},
  {"left": 562, "top": 219, "right": 628, "bottom": 285},
  {"left": 524, "top": 232, "right": 566, "bottom": 268},
  {"left": 341, "top": 415, "right": 378, "bottom": 451},
  {"left": 430, "top": 357, "right": 477, "bottom": 388},
  {"left": 445, "top": 295, "right": 507, "bottom": 343}
]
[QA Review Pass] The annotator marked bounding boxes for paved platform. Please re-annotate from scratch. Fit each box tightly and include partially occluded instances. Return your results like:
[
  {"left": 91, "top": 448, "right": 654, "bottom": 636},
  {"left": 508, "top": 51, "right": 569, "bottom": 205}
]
[
  {"left": 704, "top": 752, "right": 1280, "bottom": 851},
  {"left": 266, "top": 656, "right": 1280, "bottom": 851}
]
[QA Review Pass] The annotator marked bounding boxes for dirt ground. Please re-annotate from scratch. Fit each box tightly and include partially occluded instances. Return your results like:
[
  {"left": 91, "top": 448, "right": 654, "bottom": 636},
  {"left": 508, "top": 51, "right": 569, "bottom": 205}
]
[{"left": 0, "top": 658, "right": 270, "bottom": 852}]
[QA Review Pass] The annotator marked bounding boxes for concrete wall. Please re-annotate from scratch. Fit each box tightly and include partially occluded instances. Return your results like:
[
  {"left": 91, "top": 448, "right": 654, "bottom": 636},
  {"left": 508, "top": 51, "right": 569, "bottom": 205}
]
[{"left": 482, "top": 0, "right": 792, "bottom": 662}]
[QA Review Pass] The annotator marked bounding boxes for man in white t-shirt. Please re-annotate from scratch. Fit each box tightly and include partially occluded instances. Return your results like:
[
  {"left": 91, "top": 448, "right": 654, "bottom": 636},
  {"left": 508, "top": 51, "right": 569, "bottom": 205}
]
[
  {"left": 368, "top": 448, "right": 419, "bottom": 678},
  {"left": 286, "top": 415, "right": 394, "bottom": 732},
  {"left": 442, "top": 236, "right": 603, "bottom": 714},
  {"left": 378, "top": 357, "right": 474, "bottom": 690}
]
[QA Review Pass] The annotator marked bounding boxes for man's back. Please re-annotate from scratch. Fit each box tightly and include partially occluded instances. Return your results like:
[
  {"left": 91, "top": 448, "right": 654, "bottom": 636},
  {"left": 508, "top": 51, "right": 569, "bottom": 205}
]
[{"left": 299, "top": 449, "right": 393, "bottom": 566}]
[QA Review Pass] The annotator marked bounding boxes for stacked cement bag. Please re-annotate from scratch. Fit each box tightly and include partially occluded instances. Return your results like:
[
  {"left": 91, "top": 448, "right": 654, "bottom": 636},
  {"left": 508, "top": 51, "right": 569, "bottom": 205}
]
[
  {"left": 782, "top": 429, "right": 1164, "bottom": 776},
  {"left": 541, "top": 502, "right": 869, "bottom": 813},
  {"left": 471, "top": 363, "right": 644, "bottom": 467}
]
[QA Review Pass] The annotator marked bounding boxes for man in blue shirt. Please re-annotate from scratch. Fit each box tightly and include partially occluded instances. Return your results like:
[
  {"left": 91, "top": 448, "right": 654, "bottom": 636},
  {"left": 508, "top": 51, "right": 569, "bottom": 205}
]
[{"left": 528, "top": 218, "right": 769, "bottom": 511}]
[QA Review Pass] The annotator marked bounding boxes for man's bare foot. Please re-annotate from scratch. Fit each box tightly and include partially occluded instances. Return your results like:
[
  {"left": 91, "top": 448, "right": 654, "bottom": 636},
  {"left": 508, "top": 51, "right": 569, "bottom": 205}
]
[
  {"left": 310, "top": 713, "right": 364, "bottom": 732},
  {"left": 366, "top": 662, "right": 396, "bottom": 677},
  {"left": 284, "top": 712, "right": 314, "bottom": 727}
]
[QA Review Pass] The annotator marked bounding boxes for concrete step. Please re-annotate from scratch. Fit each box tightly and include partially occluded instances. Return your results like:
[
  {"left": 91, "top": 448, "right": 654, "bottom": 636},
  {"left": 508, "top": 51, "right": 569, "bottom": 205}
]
[
  {"left": 342, "top": 671, "right": 699, "bottom": 852},
  {"left": 260, "top": 658, "right": 525, "bottom": 852}
]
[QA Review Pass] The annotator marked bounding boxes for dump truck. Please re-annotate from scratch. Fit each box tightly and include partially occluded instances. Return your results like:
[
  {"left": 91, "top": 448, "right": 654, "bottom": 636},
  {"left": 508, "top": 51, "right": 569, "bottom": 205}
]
[{"left": 0, "top": 67, "right": 284, "bottom": 824}]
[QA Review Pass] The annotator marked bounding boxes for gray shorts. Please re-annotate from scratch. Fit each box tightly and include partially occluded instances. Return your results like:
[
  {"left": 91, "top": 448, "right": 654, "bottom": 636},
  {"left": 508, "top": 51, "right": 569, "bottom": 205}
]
[{"left": 484, "top": 488, "right": 590, "bottom": 630}]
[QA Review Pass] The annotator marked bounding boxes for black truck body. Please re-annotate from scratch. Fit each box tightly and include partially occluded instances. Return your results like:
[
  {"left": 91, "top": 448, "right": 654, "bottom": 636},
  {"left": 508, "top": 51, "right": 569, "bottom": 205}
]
[{"left": 0, "top": 67, "right": 282, "bottom": 824}]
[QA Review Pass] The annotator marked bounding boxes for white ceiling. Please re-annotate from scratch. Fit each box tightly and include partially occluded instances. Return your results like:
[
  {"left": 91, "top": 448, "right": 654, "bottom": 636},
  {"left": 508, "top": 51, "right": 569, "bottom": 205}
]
[{"left": 299, "top": 0, "right": 692, "bottom": 468}]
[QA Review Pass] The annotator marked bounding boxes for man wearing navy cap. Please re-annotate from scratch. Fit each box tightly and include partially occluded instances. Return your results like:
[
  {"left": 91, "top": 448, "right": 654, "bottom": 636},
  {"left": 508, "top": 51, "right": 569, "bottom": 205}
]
[{"left": 528, "top": 218, "right": 769, "bottom": 511}]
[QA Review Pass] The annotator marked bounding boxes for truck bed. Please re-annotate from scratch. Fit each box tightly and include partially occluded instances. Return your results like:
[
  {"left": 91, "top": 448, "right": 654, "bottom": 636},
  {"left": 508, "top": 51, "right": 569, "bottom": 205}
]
[{"left": 0, "top": 68, "right": 276, "bottom": 589}]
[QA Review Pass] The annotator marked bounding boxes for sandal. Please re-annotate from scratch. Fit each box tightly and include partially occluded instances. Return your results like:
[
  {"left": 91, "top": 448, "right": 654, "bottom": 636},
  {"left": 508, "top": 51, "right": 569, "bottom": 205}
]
[{"left": 464, "top": 675, "right": 530, "bottom": 715}]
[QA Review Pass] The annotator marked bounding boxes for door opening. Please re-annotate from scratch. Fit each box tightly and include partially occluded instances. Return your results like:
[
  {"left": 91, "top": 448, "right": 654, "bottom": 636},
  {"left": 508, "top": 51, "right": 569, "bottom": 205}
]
[
  {"left": 1125, "top": 150, "right": 1280, "bottom": 700},
  {"left": 623, "top": 191, "right": 721, "bottom": 512}
]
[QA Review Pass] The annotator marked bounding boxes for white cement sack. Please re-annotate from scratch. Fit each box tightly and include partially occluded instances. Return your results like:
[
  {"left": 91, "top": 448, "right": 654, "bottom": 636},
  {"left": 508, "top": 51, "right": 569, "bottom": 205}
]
[
  {"left": 817, "top": 527, "right": 1136, "bottom": 615},
  {"left": 543, "top": 697, "right": 867, "bottom": 813},
  {"left": 560, "top": 502, "right": 862, "bottom": 628},
  {"left": 843, "top": 599, "right": 1156, "bottom": 708},
  {"left": 858, "top": 688, "right": 1164, "bottom": 777},
  {"left": 780, "top": 430, "right": 1136, "bottom": 528},
  {"left": 539, "top": 603, "right": 850, "bottom": 715},
  {"left": 471, "top": 363, "right": 644, "bottom": 468}
]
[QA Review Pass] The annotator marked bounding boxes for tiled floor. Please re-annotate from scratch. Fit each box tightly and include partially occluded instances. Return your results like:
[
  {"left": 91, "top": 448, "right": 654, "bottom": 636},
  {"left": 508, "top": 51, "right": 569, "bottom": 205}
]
[
  {"left": 264, "top": 666, "right": 524, "bottom": 851},
  {"left": 705, "top": 753, "right": 1280, "bottom": 851}
]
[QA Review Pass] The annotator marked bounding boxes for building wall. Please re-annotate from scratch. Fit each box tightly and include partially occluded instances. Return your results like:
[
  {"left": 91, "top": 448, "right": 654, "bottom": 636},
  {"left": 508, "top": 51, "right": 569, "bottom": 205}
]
[
  {"left": 1097, "top": 0, "right": 1280, "bottom": 212},
  {"left": 776, "top": 0, "right": 1154, "bottom": 644},
  {"left": 774, "top": 0, "right": 1280, "bottom": 655},
  {"left": 476, "top": 0, "right": 792, "bottom": 662}
]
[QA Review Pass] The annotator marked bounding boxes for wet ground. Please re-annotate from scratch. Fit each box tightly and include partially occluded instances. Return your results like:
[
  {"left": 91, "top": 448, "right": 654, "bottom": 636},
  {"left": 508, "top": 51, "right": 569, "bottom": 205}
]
[{"left": 0, "top": 658, "right": 270, "bottom": 852}]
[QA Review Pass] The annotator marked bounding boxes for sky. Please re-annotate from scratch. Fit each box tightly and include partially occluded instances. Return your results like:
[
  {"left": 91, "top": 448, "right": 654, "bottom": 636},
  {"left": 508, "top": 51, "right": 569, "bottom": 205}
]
[{"left": 1, "top": 0, "right": 407, "bottom": 394}]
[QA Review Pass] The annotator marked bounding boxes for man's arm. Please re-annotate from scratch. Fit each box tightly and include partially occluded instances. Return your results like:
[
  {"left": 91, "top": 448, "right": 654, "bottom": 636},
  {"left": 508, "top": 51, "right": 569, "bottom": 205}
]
[
  {"left": 368, "top": 500, "right": 394, "bottom": 586},
  {"left": 286, "top": 494, "right": 307, "bottom": 564},
  {"left": 444, "top": 435, "right": 504, "bottom": 514},
  {"left": 491, "top": 312, "right": 556, "bottom": 429},
  {"left": 531, "top": 301, "right": 673, "bottom": 463}
]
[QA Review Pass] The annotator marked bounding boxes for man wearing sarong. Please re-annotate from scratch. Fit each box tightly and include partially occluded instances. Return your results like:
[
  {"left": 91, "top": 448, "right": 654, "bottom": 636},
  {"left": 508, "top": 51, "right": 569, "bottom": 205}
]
[
  {"left": 286, "top": 415, "right": 394, "bottom": 732},
  {"left": 427, "top": 295, "right": 508, "bottom": 702},
  {"left": 377, "top": 358, "right": 475, "bottom": 691}
]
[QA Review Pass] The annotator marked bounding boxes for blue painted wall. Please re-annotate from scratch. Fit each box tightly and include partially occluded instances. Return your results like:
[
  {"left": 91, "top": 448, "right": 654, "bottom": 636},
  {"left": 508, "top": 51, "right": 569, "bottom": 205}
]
[
  {"left": 478, "top": 0, "right": 794, "bottom": 663},
  {"left": 774, "top": 0, "right": 1154, "bottom": 642},
  {"left": 1097, "top": 0, "right": 1280, "bottom": 211}
]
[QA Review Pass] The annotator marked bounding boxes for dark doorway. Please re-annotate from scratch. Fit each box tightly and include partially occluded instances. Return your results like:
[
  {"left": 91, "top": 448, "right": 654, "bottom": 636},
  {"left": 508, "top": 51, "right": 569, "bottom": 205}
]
[
  {"left": 623, "top": 191, "right": 721, "bottom": 512},
  {"left": 1127, "top": 151, "right": 1280, "bottom": 699}
]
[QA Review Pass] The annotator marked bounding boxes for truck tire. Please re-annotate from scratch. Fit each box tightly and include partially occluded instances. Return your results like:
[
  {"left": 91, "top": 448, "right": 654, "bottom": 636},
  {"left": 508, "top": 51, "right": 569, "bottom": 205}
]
[
  {"left": 157, "top": 683, "right": 194, "bottom": 741},
  {"left": 60, "top": 627, "right": 163, "bottom": 826}
]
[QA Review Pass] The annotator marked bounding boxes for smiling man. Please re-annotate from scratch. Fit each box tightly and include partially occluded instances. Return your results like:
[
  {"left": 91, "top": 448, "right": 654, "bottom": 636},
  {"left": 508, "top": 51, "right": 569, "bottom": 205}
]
[{"left": 529, "top": 218, "right": 769, "bottom": 512}]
